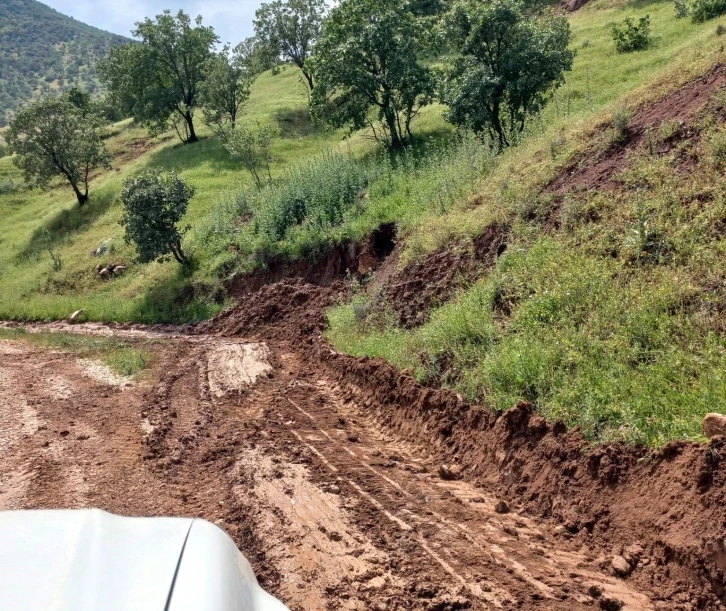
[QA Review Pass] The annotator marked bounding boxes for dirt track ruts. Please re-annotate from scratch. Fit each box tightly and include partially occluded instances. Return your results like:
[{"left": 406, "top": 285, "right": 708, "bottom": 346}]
[{"left": 0, "top": 299, "right": 723, "bottom": 610}]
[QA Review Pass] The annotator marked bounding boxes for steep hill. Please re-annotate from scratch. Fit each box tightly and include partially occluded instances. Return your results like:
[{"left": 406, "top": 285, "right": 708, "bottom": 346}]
[{"left": 0, "top": 0, "right": 128, "bottom": 126}]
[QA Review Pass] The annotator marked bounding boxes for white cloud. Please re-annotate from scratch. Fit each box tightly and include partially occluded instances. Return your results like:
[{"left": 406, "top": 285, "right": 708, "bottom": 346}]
[{"left": 40, "top": 0, "right": 260, "bottom": 45}]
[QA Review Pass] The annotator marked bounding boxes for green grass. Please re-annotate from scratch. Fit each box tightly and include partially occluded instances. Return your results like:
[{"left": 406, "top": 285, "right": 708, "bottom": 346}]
[{"left": 0, "top": 327, "right": 151, "bottom": 377}]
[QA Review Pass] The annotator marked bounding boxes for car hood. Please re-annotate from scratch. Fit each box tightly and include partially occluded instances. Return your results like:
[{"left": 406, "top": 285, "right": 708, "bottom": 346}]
[{"left": 0, "top": 509, "right": 288, "bottom": 611}]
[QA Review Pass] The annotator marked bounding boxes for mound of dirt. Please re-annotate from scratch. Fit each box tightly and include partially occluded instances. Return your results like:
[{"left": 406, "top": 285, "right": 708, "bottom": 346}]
[
  {"left": 383, "top": 222, "right": 508, "bottom": 328},
  {"left": 201, "top": 278, "right": 348, "bottom": 341},
  {"left": 318, "top": 351, "right": 726, "bottom": 609}
]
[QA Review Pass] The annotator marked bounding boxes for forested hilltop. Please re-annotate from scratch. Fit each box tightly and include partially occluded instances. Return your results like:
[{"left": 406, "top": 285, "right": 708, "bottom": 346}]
[{"left": 0, "top": 0, "right": 128, "bottom": 126}]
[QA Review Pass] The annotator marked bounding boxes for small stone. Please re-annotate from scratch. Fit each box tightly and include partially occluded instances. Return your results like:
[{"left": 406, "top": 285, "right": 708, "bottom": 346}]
[
  {"left": 69, "top": 309, "right": 86, "bottom": 323},
  {"left": 703, "top": 413, "right": 726, "bottom": 438},
  {"left": 503, "top": 525, "right": 519, "bottom": 537},
  {"left": 494, "top": 500, "right": 510, "bottom": 514},
  {"left": 76, "top": 434, "right": 89, "bottom": 441},
  {"left": 328, "top": 484, "right": 341, "bottom": 494},
  {"left": 347, "top": 433, "right": 359, "bottom": 443},
  {"left": 438, "top": 463, "right": 463, "bottom": 480},
  {"left": 471, "top": 496, "right": 485, "bottom": 503},
  {"left": 611, "top": 555, "right": 633, "bottom": 577},
  {"left": 623, "top": 543, "right": 644, "bottom": 566},
  {"left": 59, "top": 430, "right": 69, "bottom": 437}
]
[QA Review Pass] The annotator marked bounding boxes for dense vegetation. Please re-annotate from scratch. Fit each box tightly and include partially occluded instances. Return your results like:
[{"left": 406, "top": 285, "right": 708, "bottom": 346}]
[
  {"left": 0, "top": 0, "right": 128, "bottom": 126},
  {"left": 2, "top": 0, "right": 726, "bottom": 445}
]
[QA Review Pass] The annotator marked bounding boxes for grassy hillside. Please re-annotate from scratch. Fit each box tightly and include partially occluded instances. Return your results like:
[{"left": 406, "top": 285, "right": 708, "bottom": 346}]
[
  {"left": 2, "top": 0, "right": 726, "bottom": 445},
  {"left": 0, "top": 0, "right": 128, "bottom": 126}
]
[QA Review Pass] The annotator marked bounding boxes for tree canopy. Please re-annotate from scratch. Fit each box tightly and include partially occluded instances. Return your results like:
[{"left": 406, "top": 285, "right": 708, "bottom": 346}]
[
  {"left": 121, "top": 169, "right": 194, "bottom": 265},
  {"left": 98, "top": 10, "right": 218, "bottom": 143},
  {"left": 199, "top": 46, "right": 255, "bottom": 137},
  {"left": 6, "top": 94, "right": 111, "bottom": 205},
  {"left": 440, "top": 0, "right": 574, "bottom": 150},
  {"left": 254, "top": 0, "right": 326, "bottom": 92},
  {"left": 310, "top": 0, "right": 434, "bottom": 150}
]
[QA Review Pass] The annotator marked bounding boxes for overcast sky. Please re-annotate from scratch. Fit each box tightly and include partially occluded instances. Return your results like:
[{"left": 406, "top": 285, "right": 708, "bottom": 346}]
[{"left": 41, "top": 0, "right": 263, "bottom": 46}]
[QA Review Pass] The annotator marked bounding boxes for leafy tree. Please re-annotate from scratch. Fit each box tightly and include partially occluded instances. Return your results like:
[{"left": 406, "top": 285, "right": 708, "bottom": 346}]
[
  {"left": 98, "top": 10, "right": 218, "bottom": 143},
  {"left": 440, "top": 0, "right": 574, "bottom": 151},
  {"left": 121, "top": 169, "right": 194, "bottom": 265},
  {"left": 224, "top": 123, "right": 278, "bottom": 189},
  {"left": 254, "top": 0, "right": 326, "bottom": 92},
  {"left": 6, "top": 95, "right": 111, "bottom": 205},
  {"left": 310, "top": 0, "right": 435, "bottom": 150},
  {"left": 199, "top": 45, "right": 254, "bottom": 138},
  {"left": 611, "top": 15, "right": 651, "bottom": 53}
]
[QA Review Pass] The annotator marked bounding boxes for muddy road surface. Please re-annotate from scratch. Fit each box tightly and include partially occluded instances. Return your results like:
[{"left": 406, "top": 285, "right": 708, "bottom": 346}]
[{"left": 0, "top": 293, "right": 723, "bottom": 610}]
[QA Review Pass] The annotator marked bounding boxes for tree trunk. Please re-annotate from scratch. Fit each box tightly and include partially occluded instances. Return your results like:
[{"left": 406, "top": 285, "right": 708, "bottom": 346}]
[
  {"left": 169, "top": 241, "right": 189, "bottom": 265},
  {"left": 71, "top": 181, "right": 88, "bottom": 206},
  {"left": 384, "top": 108, "right": 403, "bottom": 150},
  {"left": 185, "top": 112, "right": 198, "bottom": 144},
  {"left": 302, "top": 69, "right": 314, "bottom": 93},
  {"left": 491, "top": 103, "right": 508, "bottom": 152}
]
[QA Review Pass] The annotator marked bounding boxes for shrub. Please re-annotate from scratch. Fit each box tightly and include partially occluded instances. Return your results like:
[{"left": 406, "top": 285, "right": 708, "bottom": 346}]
[
  {"left": 224, "top": 123, "right": 277, "bottom": 189},
  {"left": 691, "top": 0, "right": 726, "bottom": 22},
  {"left": 612, "top": 108, "right": 633, "bottom": 144},
  {"left": 0, "top": 179, "right": 26, "bottom": 195},
  {"left": 717, "top": 23, "right": 726, "bottom": 34},
  {"left": 611, "top": 15, "right": 651, "bottom": 53},
  {"left": 253, "top": 152, "right": 366, "bottom": 242},
  {"left": 121, "top": 169, "right": 194, "bottom": 265},
  {"left": 674, "top": 0, "right": 689, "bottom": 18}
]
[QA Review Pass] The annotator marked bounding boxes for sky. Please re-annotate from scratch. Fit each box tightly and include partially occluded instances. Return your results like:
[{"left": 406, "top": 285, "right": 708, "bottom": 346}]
[{"left": 41, "top": 0, "right": 264, "bottom": 46}]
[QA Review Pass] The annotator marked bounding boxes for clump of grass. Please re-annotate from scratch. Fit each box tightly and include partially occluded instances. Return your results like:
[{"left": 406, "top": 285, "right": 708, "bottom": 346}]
[{"left": 704, "top": 127, "right": 726, "bottom": 166}]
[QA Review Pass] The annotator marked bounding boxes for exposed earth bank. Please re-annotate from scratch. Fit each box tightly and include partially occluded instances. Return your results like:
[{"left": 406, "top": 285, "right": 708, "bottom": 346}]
[{"left": 0, "top": 273, "right": 723, "bottom": 610}]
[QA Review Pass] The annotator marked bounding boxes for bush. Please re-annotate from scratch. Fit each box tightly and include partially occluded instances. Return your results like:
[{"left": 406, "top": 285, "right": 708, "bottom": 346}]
[
  {"left": 691, "top": 0, "right": 726, "bottom": 22},
  {"left": 0, "top": 179, "right": 26, "bottom": 195},
  {"left": 253, "top": 153, "right": 366, "bottom": 242},
  {"left": 611, "top": 15, "right": 651, "bottom": 53},
  {"left": 674, "top": 0, "right": 689, "bottom": 18}
]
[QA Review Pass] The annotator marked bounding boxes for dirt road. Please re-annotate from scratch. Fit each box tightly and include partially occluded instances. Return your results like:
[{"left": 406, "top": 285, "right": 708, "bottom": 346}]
[{"left": 0, "top": 285, "right": 723, "bottom": 611}]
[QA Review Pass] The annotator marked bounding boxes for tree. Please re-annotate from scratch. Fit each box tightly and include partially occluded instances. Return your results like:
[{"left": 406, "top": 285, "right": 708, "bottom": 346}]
[
  {"left": 199, "top": 45, "right": 254, "bottom": 138},
  {"left": 254, "top": 0, "right": 325, "bottom": 92},
  {"left": 310, "top": 0, "right": 435, "bottom": 150},
  {"left": 121, "top": 169, "right": 194, "bottom": 265},
  {"left": 224, "top": 123, "right": 277, "bottom": 189},
  {"left": 98, "top": 10, "right": 218, "bottom": 144},
  {"left": 6, "top": 95, "right": 111, "bottom": 205},
  {"left": 440, "top": 0, "right": 574, "bottom": 150}
]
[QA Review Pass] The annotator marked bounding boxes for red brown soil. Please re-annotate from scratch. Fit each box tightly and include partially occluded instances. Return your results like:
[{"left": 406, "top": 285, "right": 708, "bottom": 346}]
[
  {"left": 546, "top": 64, "right": 726, "bottom": 196},
  {"left": 381, "top": 222, "right": 508, "bottom": 328}
]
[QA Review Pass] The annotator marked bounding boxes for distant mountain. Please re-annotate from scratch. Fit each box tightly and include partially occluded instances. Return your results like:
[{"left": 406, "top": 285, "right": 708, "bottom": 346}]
[{"left": 0, "top": 0, "right": 129, "bottom": 126}]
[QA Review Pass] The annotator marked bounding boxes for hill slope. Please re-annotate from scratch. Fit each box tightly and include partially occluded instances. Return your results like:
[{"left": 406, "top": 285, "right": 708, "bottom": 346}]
[{"left": 0, "top": 0, "right": 128, "bottom": 126}]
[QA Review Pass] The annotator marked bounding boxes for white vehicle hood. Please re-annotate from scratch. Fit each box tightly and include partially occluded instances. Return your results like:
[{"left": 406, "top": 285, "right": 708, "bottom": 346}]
[{"left": 0, "top": 509, "right": 288, "bottom": 611}]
